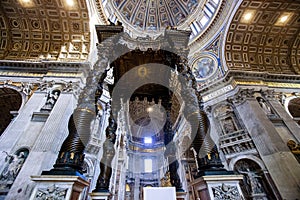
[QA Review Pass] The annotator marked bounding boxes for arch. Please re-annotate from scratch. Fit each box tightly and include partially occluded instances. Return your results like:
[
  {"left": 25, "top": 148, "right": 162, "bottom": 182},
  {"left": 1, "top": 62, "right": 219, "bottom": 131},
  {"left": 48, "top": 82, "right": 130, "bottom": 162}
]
[
  {"left": 82, "top": 157, "right": 94, "bottom": 176},
  {"left": 0, "top": 84, "right": 26, "bottom": 109},
  {"left": 287, "top": 97, "right": 300, "bottom": 118},
  {"left": 0, "top": 87, "right": 24, "bottom": 135},
  {"left": 284, "top": 96, "right": 300, "bottom": 119},
  {"left": 228, "top": 155, "right": 266, "bottom": 171}
]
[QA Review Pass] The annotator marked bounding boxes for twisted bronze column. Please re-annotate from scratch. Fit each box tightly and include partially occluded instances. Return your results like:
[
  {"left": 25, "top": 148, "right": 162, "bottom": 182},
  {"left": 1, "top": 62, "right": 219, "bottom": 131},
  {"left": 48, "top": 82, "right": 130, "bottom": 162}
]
[
  {"left": 177, "top": 55, "right": 223, "bottom": 174},
  {"left": 94, "top": 115, "right": 117, "bottom": 192},
  {"left": 43, "top": 37, "right": 115, "bottom": 176},
  {"left": 164, "top": 112, "right": 183, "bottom": 191}
]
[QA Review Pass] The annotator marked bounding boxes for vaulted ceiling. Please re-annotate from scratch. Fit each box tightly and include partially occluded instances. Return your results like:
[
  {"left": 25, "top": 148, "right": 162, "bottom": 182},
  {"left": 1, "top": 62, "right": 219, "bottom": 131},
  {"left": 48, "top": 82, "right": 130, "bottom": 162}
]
[
  {"left": 113, "top": 0, "right": 198, "bottom": 30},
  {"left": 224, "top": 0, "right": 300, "bottom": 75},
  {"left": 0, "top": 0, "right": 299, "bottom": 77},
  {"left": 0, "top": 0, "right": 90, "bottom": 61}
]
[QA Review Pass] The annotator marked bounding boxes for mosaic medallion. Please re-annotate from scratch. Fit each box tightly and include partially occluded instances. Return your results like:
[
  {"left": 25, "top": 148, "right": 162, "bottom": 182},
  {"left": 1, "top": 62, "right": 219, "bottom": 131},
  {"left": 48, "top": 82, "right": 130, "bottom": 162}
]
[{"left": 191, "top": 55, "right": 217, "bottom": 81}]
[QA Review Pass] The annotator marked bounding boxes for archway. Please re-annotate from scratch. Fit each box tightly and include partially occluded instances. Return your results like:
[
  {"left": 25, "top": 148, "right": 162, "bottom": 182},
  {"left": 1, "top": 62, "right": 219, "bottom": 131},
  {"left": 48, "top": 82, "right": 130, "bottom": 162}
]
[
  {"left": 0, "top": 88, "right": 22, "bottom": 136},
  {"left": 234, "top": 159, "right": 276, "bottom": 199},
  {"left": 288, "top": 97, "right": 300, "bottom": 125}
]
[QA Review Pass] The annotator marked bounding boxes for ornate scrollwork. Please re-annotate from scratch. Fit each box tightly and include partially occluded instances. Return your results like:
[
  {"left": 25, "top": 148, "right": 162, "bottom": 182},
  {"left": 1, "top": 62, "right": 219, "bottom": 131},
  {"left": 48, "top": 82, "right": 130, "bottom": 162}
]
[
  {"left": 229, "top": 88, "right": 255, "bottom": 105},
  {"left": 212, "top": 183, "right": 240, "bottom": 200},
  {"left": 35, "top": 184, "right": 67, "bottom": 200}
]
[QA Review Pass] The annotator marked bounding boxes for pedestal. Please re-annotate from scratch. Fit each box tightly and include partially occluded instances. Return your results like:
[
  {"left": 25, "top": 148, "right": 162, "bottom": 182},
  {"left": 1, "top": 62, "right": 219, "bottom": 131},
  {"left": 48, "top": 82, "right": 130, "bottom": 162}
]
[
  {"left": 191, "top": 175, "right": 244, "bottom": 200},
  {"left": 30, "top": 175, "right": 89, "bottom": 200},
  {"left": 90, "top": 192, "right": 111, "bottom": 200}
]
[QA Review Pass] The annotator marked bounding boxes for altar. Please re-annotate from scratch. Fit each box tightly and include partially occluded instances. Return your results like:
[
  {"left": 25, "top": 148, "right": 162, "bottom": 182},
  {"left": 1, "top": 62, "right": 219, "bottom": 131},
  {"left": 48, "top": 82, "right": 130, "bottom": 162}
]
[{"left": 143, "top": 187, "right": 176, "bottom": 200}]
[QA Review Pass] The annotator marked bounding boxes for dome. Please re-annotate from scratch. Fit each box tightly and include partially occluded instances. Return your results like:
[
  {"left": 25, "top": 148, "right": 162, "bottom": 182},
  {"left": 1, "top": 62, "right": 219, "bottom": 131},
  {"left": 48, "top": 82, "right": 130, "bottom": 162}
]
[{"left": 103, "top": 0, "right": 222, "bottom": 38}]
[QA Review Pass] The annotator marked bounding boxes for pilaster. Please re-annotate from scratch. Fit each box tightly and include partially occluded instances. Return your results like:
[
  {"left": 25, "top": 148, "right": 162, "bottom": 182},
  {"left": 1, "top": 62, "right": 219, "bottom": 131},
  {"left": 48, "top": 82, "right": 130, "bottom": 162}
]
[
  {"left": 267, "top": 96, "right": 300, "bottom": 142},
  {"left": 234, "top": 97, "right": 300, "bottom": 199},
  {"left": 5, "top": 92, "right": 76, "bottom": 200}
]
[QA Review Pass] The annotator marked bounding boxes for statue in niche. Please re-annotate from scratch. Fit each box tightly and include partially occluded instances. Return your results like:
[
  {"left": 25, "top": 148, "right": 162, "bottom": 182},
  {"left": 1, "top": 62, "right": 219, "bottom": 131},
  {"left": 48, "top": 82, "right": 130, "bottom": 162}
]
[
  {"left": 257, "top": 97, "right": 272, "bottom": 115},
  {"left": 238, "top": 167, "right": 264, "bottom": 195},
  {"left": 0, "top": 151, "right": 26, "bottom": 190},
  {"left": 222, "top": 118, "right": 237, "bottom": 134},
  {"left": 41, "top": 89, "right": 60, "bottom": 111}
]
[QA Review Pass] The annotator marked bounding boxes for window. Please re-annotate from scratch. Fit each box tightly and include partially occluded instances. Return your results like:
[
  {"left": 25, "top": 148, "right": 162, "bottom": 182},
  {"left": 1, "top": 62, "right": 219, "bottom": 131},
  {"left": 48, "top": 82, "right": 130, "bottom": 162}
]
[{"left": 144, "top": 159, "right": 152, "bottom": 173}]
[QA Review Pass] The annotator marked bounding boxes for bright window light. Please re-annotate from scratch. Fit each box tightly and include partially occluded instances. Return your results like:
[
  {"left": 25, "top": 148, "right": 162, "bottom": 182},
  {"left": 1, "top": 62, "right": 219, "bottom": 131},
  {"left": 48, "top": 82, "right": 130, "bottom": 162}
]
[
  {"left": 66, "top": 0, "right": 75, "bottom": 7},
  {"left": 200, "top": 16, "right": 209, "bottom": 26},
  {"left": 144, "top": 159, "right": 152, "bottom": 173},
  {"left": 275, "top": 13, "right": 292, "bottom": 26},
  {"left": 241, "top": 10, "right": 256, "bottom": 23},
  {"left": 279, "top": 15, "right": 288, "bottom": 23},
  {"left": 144, "top": 137, "right": 152, "bottom": 144}
]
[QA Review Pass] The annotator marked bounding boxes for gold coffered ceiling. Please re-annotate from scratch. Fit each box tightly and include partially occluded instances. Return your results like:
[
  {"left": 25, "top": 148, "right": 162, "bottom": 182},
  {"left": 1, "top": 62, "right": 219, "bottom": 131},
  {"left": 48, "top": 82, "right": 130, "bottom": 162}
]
[
  {"left": 0, "top": 0, "right": 90, "bottom": 61},
  {"left": 225, "top": 0, "right": 300, "bottom": 75}
]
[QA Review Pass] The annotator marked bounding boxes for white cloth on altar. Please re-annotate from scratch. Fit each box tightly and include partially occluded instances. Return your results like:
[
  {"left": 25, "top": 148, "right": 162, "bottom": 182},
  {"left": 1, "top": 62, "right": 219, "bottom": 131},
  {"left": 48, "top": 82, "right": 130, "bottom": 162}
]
[{"left": 143, "top": 187, "right": 176, "bottom": 200}]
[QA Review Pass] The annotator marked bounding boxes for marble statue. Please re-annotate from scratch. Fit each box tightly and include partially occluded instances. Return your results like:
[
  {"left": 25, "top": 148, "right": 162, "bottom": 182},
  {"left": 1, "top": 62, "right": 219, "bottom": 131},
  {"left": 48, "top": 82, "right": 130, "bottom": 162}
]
[
  {"left": 41, "top": 90, "right": 60, "bottom": 111},
  {"left": 239, "top": 168, "right": 263, "bottom": 194},
  {"left": 0, "top": 151, "right": 26, "bottom": 190},
  {"left": 258, "top": 98, "right": 272, "bottom": 115}
]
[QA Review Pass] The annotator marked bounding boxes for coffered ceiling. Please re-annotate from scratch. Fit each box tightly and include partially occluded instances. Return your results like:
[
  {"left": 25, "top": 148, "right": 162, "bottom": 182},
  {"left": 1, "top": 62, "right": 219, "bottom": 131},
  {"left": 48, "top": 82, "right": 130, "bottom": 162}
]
[
  {"left": 0, "top": 0, "right": 90, "bottom": 61},
  {"left": 224, "top": 0, "right": 300, "bottom": 75},
  {"left": 0, "top": 0, "right": 299, "bottom": 78}
]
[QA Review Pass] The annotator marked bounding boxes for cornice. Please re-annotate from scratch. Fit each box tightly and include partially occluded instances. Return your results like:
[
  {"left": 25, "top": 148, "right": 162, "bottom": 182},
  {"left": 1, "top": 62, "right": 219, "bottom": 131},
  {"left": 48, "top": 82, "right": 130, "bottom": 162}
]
[
  {"left": 0, "top": 60, "right": 90, "bottom": 75},
  {"left": 199, "top": 70, "right": 300, "bottom": 103}
]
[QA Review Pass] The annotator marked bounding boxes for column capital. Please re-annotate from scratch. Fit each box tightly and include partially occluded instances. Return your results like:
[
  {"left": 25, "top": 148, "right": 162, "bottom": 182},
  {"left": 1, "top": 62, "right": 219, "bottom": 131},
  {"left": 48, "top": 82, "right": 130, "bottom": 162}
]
[{"left": 228, "top": 88, "right": 255, "bottom": 105}]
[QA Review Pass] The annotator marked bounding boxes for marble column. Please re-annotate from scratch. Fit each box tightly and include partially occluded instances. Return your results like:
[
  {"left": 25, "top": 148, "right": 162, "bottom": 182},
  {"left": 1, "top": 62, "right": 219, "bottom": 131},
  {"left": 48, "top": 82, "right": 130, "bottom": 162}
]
[
  {"left": 268, "top": 97, "right": 300, "bottom": 142},
  {"left": 5, "top": 92, "right": 77, "bottom": 200},
  {"left": 235, "top": 96, "right": 300, "bottom": 199}
]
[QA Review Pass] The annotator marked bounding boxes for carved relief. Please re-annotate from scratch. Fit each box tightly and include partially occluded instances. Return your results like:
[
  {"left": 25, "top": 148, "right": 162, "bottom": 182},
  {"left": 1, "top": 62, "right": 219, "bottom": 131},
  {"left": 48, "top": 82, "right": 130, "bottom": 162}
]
[
  {"left": 221, "top": 117, "right": 237, "bottom": 134},
  {"left": 229, "top": 89, "right": 255, "bottom": 105},
  {"left": 34, "top": 184, "right": 67, "bottom": 200},
  {"left": 212, "top": 183, "right": 240, "bottom": 200}
]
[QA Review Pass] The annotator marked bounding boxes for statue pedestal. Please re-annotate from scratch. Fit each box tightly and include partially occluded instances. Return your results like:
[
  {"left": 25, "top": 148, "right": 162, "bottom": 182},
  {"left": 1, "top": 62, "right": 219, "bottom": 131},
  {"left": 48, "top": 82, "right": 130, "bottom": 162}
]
[
  {"left": 90, "top": 192, "right": 111, "bottom": 200},
  {"left": 191, "top": 175, "right": 244, "bottom": 200},
  {"left": 30, "top": 175, "right": 89, "bottom": 200}
]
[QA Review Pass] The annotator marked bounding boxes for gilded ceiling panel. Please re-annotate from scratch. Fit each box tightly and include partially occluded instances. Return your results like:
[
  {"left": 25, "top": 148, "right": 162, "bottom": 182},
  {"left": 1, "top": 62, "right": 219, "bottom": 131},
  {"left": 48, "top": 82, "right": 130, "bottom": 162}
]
[
  {"left": 225, "top": 0, "right": 300, "bottom": 75},
  {"left": 0, "top": 0, "right": 90, "bottom": 61}
]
